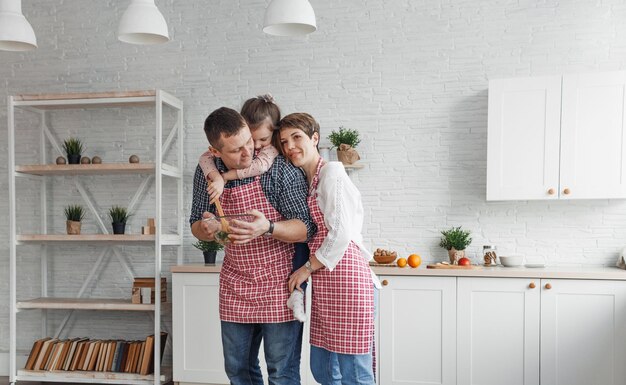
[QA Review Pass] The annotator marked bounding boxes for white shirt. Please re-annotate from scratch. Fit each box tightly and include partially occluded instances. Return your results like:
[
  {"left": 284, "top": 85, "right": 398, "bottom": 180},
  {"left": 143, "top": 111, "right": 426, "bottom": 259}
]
[{"left": 314, "top": 162, "right": 381, "bottom": 288}]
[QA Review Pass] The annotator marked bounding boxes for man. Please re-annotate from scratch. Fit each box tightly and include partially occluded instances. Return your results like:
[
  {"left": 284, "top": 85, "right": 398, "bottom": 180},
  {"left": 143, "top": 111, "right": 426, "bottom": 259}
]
[{"left": 190, "top": 107, "right": 315, "bottom": 385}]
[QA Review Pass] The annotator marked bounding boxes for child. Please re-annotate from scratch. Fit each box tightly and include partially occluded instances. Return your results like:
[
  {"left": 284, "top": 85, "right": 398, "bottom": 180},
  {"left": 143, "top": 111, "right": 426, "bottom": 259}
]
[{"left": 197, "top": 94, "right": 308, "bottom": 322}]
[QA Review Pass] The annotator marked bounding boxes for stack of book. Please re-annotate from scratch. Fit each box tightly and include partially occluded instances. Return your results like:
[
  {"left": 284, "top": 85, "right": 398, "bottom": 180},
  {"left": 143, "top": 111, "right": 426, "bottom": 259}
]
[
  {"left": 23, "top": 332, "right": 167, "bottom": 375},
  {"left": 131, "top": 277, "right": 167, "bottom": 304}
]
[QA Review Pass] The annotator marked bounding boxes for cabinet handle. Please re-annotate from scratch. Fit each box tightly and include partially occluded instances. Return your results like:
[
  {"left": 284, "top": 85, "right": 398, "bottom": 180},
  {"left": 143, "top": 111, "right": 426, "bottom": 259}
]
[
  {"left": 382, "top": 279, "right": 388, "bottom": 286},
  {"left": 529, "top": 282, "right": 536, "bottom": 289},
  {"left": 545, "top": 283, "right": 552, "bottom": 290},
  {"left": 547, "top": 188, "right": 555, "bottom": 195},
  {"left": 563, "top": 188, "right": 571, "bottom": 195}
]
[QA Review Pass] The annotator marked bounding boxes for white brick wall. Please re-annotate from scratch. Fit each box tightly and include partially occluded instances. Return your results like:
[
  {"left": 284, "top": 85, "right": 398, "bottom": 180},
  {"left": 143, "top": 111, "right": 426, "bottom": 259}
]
[{"left": 2, "top": 0, "right": 626, "bottom": 368}]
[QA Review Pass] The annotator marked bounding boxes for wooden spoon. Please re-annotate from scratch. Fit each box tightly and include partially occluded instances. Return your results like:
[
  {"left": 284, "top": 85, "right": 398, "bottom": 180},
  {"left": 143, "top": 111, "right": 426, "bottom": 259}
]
[{"left": 213, "top": 199, "right": 229, "bottom": 232}]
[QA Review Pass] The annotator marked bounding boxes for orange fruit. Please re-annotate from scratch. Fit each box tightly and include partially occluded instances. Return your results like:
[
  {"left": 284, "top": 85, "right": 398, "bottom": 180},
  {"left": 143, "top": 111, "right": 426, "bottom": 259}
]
[
  {"left": 407, "top": 254, "right": 421, "bottom": 268},
  {"left": 397, "top": 257, "right": 407, "bottom": 268}
]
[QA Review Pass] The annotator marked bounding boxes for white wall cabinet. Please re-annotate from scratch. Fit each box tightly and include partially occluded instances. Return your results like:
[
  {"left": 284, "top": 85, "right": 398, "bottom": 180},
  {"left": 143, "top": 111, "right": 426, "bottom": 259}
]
[
  {"left": 457, "top": 277, "right": 626, "bottom": 385},
  {"left": 487, "top": 71, "right": 626, "bottom": 200},
  {"left": 378, "top": 276, "right": 457, "bottom": 385}
]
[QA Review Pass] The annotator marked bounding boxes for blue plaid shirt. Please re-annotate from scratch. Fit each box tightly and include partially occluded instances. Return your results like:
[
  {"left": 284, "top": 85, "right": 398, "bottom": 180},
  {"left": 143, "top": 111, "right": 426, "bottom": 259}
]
[{"left": 189, "top": 154, "right": 316, "bottom": 240}]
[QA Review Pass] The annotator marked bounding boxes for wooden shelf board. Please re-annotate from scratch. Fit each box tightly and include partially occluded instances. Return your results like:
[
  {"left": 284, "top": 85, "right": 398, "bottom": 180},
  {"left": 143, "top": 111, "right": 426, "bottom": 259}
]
[
  {"left": 17, "top": 367, "right": 171, "bottom": 385},
  {"left": 17, "top": 297, "right": 170, "bottom": 311},
  {"left": 16, "top": 163, "right": 156, "bottom": 175},
  {"left": 343, "top": 163, "right": 364, "bottom": 169},
  {"left": 17, "top": 234, "right": 156, "bottom": 243},
  {"left": 15, "top": 90, "right": 157, "bottom": 101}
]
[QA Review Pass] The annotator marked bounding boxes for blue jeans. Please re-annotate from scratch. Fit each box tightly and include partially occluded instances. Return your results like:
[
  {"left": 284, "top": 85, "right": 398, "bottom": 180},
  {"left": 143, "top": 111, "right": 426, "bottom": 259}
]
[
  {"left": 310, "top": 346, "right": 375, "bottom": 385},
  {"left": 221, "top": 320, "right": 303, "bottom": 385}
]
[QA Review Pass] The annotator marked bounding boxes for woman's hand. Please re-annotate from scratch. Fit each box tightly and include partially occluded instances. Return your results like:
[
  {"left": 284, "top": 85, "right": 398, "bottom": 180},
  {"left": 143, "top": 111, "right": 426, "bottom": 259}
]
[
  {"left": 288, "top": 266, "right": 311, "bottom": 293},
  {"left": 228, "top": 209, "right": 270, "bottom": 244}
]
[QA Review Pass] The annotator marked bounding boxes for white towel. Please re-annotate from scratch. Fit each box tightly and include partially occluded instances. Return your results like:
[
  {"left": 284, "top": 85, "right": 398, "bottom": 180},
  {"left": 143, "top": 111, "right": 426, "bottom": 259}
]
[{"left": 616, "top": 247, "right": 626, "bottom": 269}]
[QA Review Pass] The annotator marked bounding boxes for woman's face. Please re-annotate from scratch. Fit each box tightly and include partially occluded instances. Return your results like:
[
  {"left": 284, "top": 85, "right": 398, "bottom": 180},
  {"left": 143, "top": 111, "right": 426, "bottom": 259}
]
[{"left": 279, "top": 127, "right": 319, "bottom": 168}]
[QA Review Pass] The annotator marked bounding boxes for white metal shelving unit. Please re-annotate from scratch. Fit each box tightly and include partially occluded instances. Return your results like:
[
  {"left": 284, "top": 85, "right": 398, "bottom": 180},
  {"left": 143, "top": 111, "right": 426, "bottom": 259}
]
[{"left": 8, "top": 90, "right": 184, "bottom": 385}]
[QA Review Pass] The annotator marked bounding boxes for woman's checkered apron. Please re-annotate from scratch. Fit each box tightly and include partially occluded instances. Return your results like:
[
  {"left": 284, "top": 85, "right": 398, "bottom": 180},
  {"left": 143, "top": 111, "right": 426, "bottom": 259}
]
[
  {"left": 308, "top": 159, "right": 375, "bottom": 354},
  {"left": 218, "top": 177, "right": 295, "bottom": 323}
]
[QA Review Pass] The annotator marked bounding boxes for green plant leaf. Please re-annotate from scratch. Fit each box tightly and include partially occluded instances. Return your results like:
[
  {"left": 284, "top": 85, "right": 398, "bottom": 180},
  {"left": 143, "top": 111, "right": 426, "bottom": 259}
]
[{"left": 327, "top": 126, "right": 361, "bottom": 149}]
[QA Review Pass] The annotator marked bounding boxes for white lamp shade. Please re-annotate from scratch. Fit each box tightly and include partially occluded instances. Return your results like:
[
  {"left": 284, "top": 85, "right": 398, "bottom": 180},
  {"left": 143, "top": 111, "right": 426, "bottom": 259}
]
[
  {"left": 0, "top": 0, "right": 36, "bottom": 51},
  {"left": 263, "top": 0, "right": 316, "bottom": 36},
  {"left": 118, "top": 0, "right": 169, "bottom": 45}
]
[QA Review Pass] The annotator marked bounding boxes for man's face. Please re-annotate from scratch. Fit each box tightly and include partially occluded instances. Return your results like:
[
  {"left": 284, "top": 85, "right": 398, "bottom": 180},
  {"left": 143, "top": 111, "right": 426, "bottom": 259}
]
[{"left": 210, "top": 125, "right": 254, "bottom": 170}]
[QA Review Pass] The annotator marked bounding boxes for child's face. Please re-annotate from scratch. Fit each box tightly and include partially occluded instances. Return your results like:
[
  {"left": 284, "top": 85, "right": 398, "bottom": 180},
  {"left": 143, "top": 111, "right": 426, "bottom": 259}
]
[{"left": 251, "top": 120, "right": 274, "bottom": 150}]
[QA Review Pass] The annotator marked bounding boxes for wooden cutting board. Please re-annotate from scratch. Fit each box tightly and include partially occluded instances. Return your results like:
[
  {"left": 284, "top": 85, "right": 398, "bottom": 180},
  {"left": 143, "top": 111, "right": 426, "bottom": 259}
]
[{"left": 427, "top": 263, "right": 482, "bottom": 270}]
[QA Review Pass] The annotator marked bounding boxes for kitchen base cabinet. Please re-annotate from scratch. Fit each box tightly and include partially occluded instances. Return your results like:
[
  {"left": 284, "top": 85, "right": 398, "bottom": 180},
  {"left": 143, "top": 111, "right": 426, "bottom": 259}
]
[
  {"left": 378, "top": 276, "right": 457, "bottom": 385},
  {"left": 540, "top": 279, "right": 626, "bottom": 385},
  {"left": 457, "top": 278, "right": 540, "bottom": 385},
  {"left": 172, "top": 272, "right": 315, "bottom": 385},
  {"left": 457, "top": 277, "right": 626, "bottom": 385}
]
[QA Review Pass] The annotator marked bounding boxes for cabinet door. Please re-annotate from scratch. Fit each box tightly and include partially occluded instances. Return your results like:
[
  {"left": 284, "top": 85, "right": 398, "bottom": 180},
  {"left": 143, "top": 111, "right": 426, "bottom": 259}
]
[
  {"left": 379, "top": 276, "right": 456, "bottom": 385},
  {"left": 560, "top": 71, "right": 626, "bottom": 199},
  {"left": 457, "top": 277, "right": 540, "bottom": 385},
  {"left": 487, "top": 76, "right": 562, "bottom": 200},
  {"left": 172, "top": 273, "right": 229, "bottom": 384},
  {"left": 540, "top": 279, "right": 626, "bottom": 385}
]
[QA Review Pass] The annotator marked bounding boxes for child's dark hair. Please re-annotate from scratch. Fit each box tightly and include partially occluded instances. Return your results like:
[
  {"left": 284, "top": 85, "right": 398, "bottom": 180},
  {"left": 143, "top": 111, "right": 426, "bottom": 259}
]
[
  {"left": 241, "top": 94, "right": 281, "bottom": 131},
  {"left": 203, "top": 107, "right": 246, "bottom": 150}
]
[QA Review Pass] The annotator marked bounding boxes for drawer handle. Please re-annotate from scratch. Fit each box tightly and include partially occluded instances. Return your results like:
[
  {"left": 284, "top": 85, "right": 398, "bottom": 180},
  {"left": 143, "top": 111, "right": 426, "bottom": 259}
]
[
  {"left": 547, "top": 188, "right": 555, "bottom": 195},
  {"left": 382, "top": 279, "right": 389, "bottom": 286},
  {"left": 529, "top": 282, "right": 536, "bottom": 289},
  {"left": 563, "top": 188, "right": 571, "bottom": 195},
  {"left": 545, "top": 283, "right": 552, "bottom": 290}
]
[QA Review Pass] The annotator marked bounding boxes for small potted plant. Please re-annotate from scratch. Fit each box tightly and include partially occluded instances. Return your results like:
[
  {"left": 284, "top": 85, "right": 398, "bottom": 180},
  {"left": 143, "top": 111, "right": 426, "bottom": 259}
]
[
  {"left": 62, "top": 137, "right": 84, "bottom": 165},
  {"left": 64, "top": 204, "right": 85, "bottom": 235},
  {"left": 328, "top": 126, "right": 361, "bottom": 165},
  {"left": 109, "top": 205, "right": 131, "bottom": 234},
  {"left": 192, "top": 240, "right": 224, "bottom": 265},
  {"left": 439, "top": 226, "right": 472, "bottom": 264}
]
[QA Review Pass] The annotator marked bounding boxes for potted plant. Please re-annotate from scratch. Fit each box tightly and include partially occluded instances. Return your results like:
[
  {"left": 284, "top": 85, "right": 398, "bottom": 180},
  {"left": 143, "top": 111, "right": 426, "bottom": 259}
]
[
  {"left": 328, "top": 126, "right": 361, "bottom": 165},
  {"left": 192, "top": 240, "right": 224, "bottom": 265},
  {"left": 439, "top": 226, "right": 472, "bottom": 264},
  {"left": 64, "top": 204, "right": 85, "bottom": 235},
  {"left": 62, "top": 137, "right": 84, "bottom": 165},
  {"left": 109, "top": 206, "right": 131, "bottom": 234}
]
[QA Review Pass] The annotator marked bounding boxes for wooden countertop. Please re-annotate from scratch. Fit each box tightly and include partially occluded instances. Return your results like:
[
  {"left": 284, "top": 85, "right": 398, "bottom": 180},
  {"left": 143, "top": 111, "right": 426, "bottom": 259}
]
[{"left": 172, "top": 263, "right": 626, "bottom": 280}]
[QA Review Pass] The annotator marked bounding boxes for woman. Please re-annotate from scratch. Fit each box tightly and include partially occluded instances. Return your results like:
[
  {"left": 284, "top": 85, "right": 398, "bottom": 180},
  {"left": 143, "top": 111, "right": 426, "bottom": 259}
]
[{"left": 279, "top": 113, "right": 379, "bottom": 385}]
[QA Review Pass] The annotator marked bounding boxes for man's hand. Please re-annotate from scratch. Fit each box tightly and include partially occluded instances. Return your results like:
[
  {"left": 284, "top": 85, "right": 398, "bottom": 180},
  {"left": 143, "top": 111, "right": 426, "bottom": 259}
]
[{"left": 227, "top": 209, "right": 271, "bottom": 244}]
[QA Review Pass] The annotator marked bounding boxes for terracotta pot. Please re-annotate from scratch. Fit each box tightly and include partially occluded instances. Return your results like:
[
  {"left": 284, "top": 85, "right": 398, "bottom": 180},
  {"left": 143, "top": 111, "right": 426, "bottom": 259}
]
[
  {"left": 66, "top": 220, "right": 81, "bottom": 235},
  {"left": 448, "top": 248, "right": 465, "bottom": 264}
]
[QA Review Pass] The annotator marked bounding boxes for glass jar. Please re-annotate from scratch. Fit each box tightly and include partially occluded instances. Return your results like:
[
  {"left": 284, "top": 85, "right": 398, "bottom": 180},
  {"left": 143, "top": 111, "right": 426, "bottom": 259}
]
[{"left": 482, "top": 245, "right": 498, "bottom": 266}]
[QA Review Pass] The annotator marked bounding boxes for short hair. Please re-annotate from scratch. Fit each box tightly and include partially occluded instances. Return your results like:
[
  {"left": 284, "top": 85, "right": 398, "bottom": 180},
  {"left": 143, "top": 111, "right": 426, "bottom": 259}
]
[
  {"left": 203, "top": 107, "right": 247, "bottom": 150},
  {"left": 277, "top": 113, "right": 320, "bottom": 152},
  {"left": 278, "top": 112, "right": 320, "bottom": 139},
  {"left": 241, "top": 94, "right": 281, "bottom": 131}
]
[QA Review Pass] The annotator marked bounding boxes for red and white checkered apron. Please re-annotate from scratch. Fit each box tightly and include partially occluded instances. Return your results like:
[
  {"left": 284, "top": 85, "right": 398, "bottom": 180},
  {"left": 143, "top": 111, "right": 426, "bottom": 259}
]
[
  {"left": 218, "top": 177, "right": 295, "bottom": 323},
  {"left": 308, "top": 160, "right": 375, "bottom": 354}
]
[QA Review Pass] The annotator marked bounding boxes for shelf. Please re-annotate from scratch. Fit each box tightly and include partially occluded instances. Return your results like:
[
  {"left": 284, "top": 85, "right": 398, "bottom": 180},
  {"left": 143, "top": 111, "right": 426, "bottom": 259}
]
[
  {"left": 12, "top": 90, "right": 161, "bottom": 110},
  {"left": 16, "top": 297, "right": 169, "bottom": 311},
  {"left": 17, "top": 367, "right": 172, "bottom": 385},
  {"left": 17, "top": 234, "right": 181, "bottom": 245},
  {"left": 16, "top": 163, "right": 156, "bottom": 176},
  {"left": 343, "top": 163, "right": 364, "bottom": 170}
]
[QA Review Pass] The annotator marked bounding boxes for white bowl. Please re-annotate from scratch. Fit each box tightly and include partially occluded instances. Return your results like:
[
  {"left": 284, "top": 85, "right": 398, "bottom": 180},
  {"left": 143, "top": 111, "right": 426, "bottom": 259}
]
[{"left": 499, "top": 255, "right": 525, "bottom": 267}]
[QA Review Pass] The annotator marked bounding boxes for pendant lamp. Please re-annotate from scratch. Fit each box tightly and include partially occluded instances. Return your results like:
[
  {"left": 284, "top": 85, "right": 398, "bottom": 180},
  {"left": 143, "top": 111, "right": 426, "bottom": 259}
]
[
  {"left": 118, "top": 0, "right": 169, "bottom": 45},
  {"left": 263, "top": 0, "right": 316, "bottom": 37},
  {"left": 0, "top": 0, "right": 36, "bottom": 51}
]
